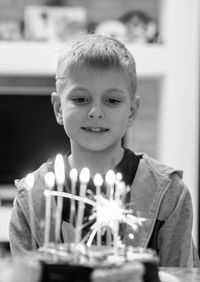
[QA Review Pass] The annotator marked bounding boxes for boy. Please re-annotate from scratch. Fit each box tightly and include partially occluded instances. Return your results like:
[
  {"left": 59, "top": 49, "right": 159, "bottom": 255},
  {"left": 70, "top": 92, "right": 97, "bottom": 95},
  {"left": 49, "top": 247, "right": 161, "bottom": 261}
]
[{"left": 9, "top": 34, "right": 199, "bottom": 267}]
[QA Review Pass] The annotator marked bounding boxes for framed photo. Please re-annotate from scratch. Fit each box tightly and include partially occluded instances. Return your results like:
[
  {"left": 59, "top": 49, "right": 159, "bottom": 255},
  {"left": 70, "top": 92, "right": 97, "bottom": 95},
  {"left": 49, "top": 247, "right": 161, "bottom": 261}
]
[{"left": 24, "top": 5, "right": 87, "bottom": 41}]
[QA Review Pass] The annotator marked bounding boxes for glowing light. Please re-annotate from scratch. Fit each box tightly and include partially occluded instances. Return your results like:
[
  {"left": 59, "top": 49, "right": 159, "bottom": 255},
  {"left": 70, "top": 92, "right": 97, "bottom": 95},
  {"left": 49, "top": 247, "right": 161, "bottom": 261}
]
[
  {"left": 86, "top": 196, "right": 146, "bottom": 247},
  {"left": 44, "top": 172, "right": 55, "bottom": 190},
  {"left": 70, "top": 168, "right": 78, "bottom": 182},
  {"left": 79, "top": 167, "right": 90, "bottom": 184},
  {"left": 128, "top": 233, "right": 134, "bottom": 240},
  {"left": 116, "top": 172, "right": 122, "bottom": 181},
  {"left": 54, "top": 154, "right": 65, "bottom": 185},
  {"left": 25, "top": 173, "right": 34, "bottom": 190},
  {"left": 93, "top": 173, "right": 103, "bottom": 187},
  {"left": 96, "top": 198, "right": 123, "bottom": 226},
  {"left": 105, "top": 170, "right": 115, "bottom": 186}
]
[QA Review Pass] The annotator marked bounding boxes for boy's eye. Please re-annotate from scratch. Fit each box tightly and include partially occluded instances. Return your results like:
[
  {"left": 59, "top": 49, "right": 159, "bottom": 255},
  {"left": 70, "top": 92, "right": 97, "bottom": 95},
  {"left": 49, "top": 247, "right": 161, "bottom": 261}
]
[
  {"left": 72, "top": 97, "right": 89, "bottom": 104},
  {"left": 104, "top": 98, "right": 121, "bottom": 105}
]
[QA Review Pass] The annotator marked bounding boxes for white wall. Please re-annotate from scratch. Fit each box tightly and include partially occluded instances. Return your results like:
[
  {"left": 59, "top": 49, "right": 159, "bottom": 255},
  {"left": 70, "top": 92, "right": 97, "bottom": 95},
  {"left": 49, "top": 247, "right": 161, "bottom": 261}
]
[{"left": 158, "top": 0, "right": 200, "bottom": 247}]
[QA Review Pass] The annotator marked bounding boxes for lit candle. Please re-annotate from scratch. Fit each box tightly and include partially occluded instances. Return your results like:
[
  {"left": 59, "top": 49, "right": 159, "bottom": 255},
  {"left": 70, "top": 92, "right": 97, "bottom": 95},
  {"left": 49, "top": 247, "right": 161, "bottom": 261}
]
[
  {"left": 44, "top": 171, "right": 55, "bottom": 247},
  {"left": 93, "top": 173, "right": 103, "bottom": 247},
  {"left": 75, "top": 167, "right": 90, "bottom": 245},
  {"left": 105, "top": 170, "right": 115, "bottom": 246},
  {"left": 69, "top": 168, "right": 78, "bottom": 225},
  {"left": 25, "top": 173, "right": 36, "bottom": 250},
  {"left": 105, "top": 170, "right": 115, "bottom": 199},
  {"left": 115, "top": 172, "right": 125, "bottom": 202},
  {"left": 54, "top": 154, "right": 65, "bottom": 243}
]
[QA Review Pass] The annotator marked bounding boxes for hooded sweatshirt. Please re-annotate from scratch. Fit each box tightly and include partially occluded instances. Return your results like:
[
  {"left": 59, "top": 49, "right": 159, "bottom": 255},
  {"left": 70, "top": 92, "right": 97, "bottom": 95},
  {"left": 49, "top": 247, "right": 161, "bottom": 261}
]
[{"left": 9, "top": 153, "right": 199, "bottom": 267}]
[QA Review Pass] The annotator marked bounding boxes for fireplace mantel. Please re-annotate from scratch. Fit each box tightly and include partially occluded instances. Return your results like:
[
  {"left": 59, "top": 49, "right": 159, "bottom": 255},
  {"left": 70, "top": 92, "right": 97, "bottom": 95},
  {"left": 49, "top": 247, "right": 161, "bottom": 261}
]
[{"left": 0, "top": 41, "right": 166, "bottom": 77}]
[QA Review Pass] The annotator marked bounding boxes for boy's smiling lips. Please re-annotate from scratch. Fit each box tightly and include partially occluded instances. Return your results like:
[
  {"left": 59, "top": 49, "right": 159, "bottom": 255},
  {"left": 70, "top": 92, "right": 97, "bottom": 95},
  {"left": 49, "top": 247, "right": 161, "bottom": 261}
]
[{"left": 81, "top": 126, "right": 109, "bottom": 133}]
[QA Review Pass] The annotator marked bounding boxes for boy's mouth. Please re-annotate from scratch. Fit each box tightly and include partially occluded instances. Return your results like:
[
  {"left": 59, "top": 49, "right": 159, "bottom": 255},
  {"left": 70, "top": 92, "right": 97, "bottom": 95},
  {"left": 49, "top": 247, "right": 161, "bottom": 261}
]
[{"left": 81, "top": 127, "right": 109, "bottom": 133}]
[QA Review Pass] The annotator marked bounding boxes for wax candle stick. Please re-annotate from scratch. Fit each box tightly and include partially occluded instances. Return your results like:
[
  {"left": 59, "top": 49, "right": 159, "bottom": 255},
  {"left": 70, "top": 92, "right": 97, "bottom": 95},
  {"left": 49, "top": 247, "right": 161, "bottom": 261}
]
[
  {"left": 75, "top": 167, "right": 90, "bottom": 245},
  {"left": 44, "top": 172, "right": 55, "bottom": 247},
  {"left": 25, "top": 173, "right": 36, "bottom": 250},
  {"left": 93, "top": 173, "right": 103, "bottom": 247},
  {"left": 105, "top": 170, "right": 115, "bottom": 246},
  {"left": 54, "top": 154, "right": 65, "bottom": 243},
  {"left": 69, "top": 168, "right": 78, "bottom": 225}
]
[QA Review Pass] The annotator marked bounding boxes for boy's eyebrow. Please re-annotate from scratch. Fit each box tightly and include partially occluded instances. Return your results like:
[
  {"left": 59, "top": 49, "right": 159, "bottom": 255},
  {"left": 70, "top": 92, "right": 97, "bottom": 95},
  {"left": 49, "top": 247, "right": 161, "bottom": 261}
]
[
  {"left": 104, "top": 88, "right": 125, "bottom": 94},
  {"left": 68, "top": 86, "right": 90, "bottom": 93}
]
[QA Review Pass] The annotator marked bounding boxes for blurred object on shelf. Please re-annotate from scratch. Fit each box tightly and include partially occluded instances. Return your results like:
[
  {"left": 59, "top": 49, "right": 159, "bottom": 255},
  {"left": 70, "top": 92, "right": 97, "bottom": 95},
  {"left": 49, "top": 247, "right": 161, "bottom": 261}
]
[
  {"left": 24, "top": 6, "right": 87, "bottom": 42},
  {"left": 0, "top": 21, "right": 22, "bottom": 41},
  {"left": 95, "top": 20, "right": 127, "bottom": 42},
  {"left": 119, "top": 10, "right": 160, "bottom": 44},
  {"left": 45, "top": 0, "right": 66, "bottom": 5}
]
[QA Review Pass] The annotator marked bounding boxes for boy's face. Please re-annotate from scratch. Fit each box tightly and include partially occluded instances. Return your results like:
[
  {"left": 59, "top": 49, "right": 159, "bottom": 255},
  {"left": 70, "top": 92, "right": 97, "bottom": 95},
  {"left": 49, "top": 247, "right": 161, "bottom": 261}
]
[{"left": 52, "top": 65, "right": 139, "bottom": 153}]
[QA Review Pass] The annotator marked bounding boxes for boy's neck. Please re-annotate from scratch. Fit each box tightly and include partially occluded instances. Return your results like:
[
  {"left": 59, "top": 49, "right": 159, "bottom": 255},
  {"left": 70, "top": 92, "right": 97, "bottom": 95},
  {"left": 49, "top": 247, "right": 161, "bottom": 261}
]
[{"left": 68, "top": 146, "right": 124, "bottom": 177}]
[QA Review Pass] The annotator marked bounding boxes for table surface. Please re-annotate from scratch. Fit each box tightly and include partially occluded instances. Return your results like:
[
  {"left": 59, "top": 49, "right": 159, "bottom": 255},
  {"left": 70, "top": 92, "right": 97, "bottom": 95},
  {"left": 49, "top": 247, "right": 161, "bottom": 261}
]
[
  {"left": 159, "top": 267, "right": 200, "bottom": 282},
  {"left": 0, "top": 258, "right": 199, "bottom": 282}
]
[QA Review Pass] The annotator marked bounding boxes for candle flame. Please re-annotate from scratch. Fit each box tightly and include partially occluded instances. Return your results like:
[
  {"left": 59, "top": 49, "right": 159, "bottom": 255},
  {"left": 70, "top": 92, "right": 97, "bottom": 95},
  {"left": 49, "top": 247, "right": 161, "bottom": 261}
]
[
  {"left": 25, "top": 173, "right": 34, "bottom": 190},
  {"left": 44, "top": 172, "right": 55, "bottom": 189},
  {"left": 54, "top": 154, "right": 65, "bottom": 185},
  {"left": 79, "top": 167, "right": 90, "bottom": 184},
  {"left": 70, "top": 168, "right": 78, "bottom": 182},
  {"left": 105, "top": 170, "right": 115, "bottom": 186},
  {"left": 44, "top": 190, "right": 51, "bottom": 197},
  {"left": 93, "top": 173, "right": 103, "bottom": 187},
  {"left": 116, "top": 172, "right": 122, "bottom": 181}
]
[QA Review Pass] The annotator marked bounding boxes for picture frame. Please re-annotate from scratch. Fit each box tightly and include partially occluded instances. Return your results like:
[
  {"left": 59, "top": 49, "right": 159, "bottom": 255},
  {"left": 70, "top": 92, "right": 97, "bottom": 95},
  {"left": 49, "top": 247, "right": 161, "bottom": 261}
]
[{"left": 24, "top": 5, "right": 87, "bottom": 41}]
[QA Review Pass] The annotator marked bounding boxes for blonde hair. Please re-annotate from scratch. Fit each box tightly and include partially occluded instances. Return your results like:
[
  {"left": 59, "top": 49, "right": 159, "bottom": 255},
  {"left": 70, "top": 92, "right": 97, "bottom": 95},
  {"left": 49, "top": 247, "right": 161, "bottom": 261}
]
[{"left": 56, "top": 34, "right": 137, "bottom": 96}]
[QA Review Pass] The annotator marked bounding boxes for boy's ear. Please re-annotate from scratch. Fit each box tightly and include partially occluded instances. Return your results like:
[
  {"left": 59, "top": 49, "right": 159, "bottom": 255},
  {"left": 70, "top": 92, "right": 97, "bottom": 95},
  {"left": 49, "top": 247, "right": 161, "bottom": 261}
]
[
  {"left": 51, "top": 92, "right": 63, "bottom": 125},
  {"left": 128, "top": 95, "right": 140, "bottom": 127}
]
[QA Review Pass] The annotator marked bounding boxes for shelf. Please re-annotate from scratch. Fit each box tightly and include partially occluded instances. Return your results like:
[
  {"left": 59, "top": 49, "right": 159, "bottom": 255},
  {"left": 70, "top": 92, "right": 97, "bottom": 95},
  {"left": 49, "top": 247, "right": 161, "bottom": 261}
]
[{"left": 0, "top": 41, "right": 166, "bottom": 77}]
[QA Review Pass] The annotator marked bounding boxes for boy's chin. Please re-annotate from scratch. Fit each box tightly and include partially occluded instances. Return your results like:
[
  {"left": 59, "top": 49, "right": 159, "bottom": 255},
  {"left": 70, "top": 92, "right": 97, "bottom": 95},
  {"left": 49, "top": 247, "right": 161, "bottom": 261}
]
[{"left": 80, "top": 142, "right": 120, "bottom": 153}]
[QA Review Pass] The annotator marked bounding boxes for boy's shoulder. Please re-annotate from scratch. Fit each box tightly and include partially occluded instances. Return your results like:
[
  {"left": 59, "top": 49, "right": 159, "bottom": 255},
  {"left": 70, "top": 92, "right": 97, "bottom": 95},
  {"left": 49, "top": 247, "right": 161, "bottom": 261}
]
[
  {"left": 134, "top": 154, "right": 191, "bottom": 220},
  {"left": 140, "top": 153, "right": 183, "bottom": 180},
  {"left": 138, "top": 153, "right": 191, "bottom": 207},
  {"left": 136, "top": 153, "right": 188, "bottom": 199}
]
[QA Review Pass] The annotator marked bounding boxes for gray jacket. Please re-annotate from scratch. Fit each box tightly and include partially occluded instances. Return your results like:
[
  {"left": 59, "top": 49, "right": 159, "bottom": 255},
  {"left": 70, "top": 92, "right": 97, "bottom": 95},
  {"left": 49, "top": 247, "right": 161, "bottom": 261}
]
[{"left": 9, "top": 154, "right": 199, "bottom": 267}]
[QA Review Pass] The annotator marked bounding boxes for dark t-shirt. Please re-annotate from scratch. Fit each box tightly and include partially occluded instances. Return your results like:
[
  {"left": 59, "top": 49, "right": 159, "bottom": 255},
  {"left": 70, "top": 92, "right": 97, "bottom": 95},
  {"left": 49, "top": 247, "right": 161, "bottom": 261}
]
[
  {"left": 58, "top": 148, "right": 160, "bottom": 251},
  {"left": 61, "top": 148, "right": 141, "bottom": 243}
]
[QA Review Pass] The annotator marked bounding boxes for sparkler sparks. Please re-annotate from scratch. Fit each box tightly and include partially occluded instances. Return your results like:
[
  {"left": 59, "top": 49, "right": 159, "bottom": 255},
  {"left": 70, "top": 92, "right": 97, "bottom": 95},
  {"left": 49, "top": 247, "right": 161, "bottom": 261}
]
[{"left": 43, "top": 155, "right": 146, "bottom": 252}]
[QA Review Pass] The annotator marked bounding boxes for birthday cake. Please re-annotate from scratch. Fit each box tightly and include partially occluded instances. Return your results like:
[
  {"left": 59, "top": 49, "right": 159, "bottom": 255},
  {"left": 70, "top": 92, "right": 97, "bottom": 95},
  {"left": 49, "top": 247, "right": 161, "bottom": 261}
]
[
  {"left": 28, "top": 244, "right": 160, "bottom": 282},
  {"left": 21, "top": 155, "right": 160, "bottom": 282}
]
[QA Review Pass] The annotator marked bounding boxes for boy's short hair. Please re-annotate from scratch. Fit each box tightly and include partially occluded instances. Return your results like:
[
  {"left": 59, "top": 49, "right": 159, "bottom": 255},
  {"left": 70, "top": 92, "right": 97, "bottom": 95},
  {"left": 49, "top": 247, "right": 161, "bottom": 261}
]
[{"left": 56, "top": 34, "right": 137, "bottom": 97}]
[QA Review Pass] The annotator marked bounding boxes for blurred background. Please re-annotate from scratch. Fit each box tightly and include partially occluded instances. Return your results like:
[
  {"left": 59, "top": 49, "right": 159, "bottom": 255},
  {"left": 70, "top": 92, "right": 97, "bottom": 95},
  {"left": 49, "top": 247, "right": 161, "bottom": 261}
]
[{"left": 0, "top": 0, "right": 199, "bottom": 257}]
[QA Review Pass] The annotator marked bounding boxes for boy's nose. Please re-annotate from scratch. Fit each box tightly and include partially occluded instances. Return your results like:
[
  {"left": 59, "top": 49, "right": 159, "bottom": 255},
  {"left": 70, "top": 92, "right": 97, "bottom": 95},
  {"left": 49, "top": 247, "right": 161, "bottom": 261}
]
[{"left": 88, "top": 106, "right": 104, "bottom": 119}]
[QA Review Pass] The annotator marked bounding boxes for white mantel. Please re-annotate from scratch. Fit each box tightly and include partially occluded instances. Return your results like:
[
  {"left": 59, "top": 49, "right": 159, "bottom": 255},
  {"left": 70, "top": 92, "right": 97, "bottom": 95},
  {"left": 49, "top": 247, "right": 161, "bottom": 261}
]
[{"left": 0, "top": 41, "right": 166, "bottom": 77}]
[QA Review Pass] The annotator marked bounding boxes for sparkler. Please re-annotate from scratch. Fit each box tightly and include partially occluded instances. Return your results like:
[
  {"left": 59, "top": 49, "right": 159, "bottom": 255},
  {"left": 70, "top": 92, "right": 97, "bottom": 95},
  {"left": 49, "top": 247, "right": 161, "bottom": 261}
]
[{"left": 43, "top": 163, "right": 146, "bottom": 255}]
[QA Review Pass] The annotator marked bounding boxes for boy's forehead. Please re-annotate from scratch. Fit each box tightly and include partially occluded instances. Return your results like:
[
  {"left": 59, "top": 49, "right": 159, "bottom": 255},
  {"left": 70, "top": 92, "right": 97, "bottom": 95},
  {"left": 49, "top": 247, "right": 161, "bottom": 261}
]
[
  {"left": 60, "top": 64, "right": 128, "bottom": 83},
  {"left": 57, "top": 65, "right": 134, "bottom": 99}
]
